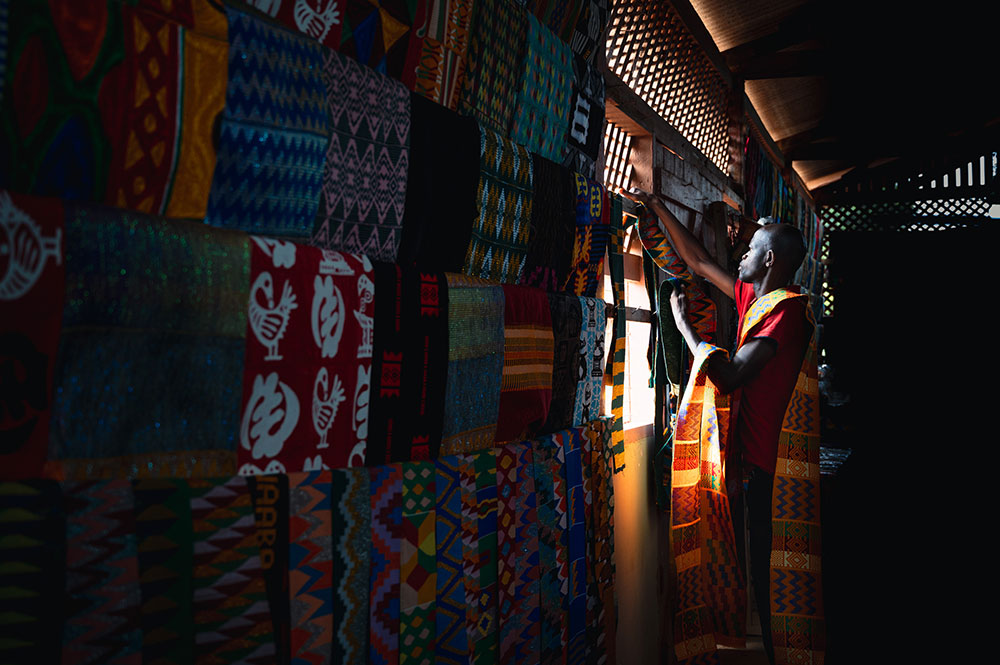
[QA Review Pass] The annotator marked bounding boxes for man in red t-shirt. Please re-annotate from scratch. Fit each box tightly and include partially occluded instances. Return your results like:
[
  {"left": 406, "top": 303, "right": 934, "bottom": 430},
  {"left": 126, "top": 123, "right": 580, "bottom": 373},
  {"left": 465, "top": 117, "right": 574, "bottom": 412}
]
[{"left": 624, "top": 189, "right": 809, "bottom": 665}]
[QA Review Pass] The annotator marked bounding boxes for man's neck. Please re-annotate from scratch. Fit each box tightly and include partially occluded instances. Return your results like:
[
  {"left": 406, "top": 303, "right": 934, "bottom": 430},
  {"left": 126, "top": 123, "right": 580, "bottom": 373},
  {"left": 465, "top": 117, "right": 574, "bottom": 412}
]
[{"left": 751, "top": 273, "right": 790, "bottom": 300}]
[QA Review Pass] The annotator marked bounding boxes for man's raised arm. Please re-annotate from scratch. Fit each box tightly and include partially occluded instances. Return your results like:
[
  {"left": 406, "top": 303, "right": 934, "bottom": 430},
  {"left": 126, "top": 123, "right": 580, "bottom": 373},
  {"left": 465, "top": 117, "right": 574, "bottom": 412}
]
[{"left": 622, "top": 188, "right": 736, "bottom": 300}]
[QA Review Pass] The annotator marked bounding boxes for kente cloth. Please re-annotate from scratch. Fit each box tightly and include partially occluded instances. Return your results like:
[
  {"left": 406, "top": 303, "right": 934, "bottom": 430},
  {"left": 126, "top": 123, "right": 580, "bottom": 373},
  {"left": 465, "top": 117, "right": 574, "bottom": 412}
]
[
  {"left": 542, "top": 292, "right": 582, "bottom": 432},
  {"left": 563, "top": 173, "right": 610, "bottom": 297},
  {"left": 462, "top": 448, "right": 498, "bottom": 665},
  {"left": 439, "top": 275, "right": 504, "bottom": 457},
  {"left": 510, "top": 13, "right": 574, "bottom": 163},
  {"left": 62, "top": 480, "right": 142, "bottom": 665},
  {"left": 56, "top": 451, "right": 236, "bottom": 481},
  {"left": 669, "top": 343, "right": 745, "bottom": 664},
  {"left": 51, "top": 206, "right": 247, "bottom": 462},
  {"left": 312, "top": 48, "right": 410, "bottom": 263},
  {"left": 370, "top": 464, "right": 402, "bottom": 665},
  {"left": 189, "top": 476, "right": 275, "bottom": 665},
  {"left": 240, "top": 241, "right": 374, "bottom": 475},
  {"left": 369, "top": 265, "right": 450, "bottom": 463},
  {"left": 459, "top": 0, "right": 528, "bottom": 134},
  {"left": 287, "top": 471, "right": 334, "bottom": 664},
  {"left": 530, "top": 433, "right": 568, "bottom": 665},
  {"left": 736, "top": 290, "right": 825, "bottom": 665},
  {"left": 399, "top": 92, "right": 480, "bottom": 273},
  {"left": 247, "top": 0, "right": 344, "bottom": 50},
  {"left": 0, "top": 1, "right": 225, "bottom": 216},
  {"left": 530, "top": 0, "right": 585, "bottom": 43},
  {"left": 0, "top": 192, "right": 63, "bottom": 479},
  {"left": 434, "top": 455, "right": 470, "bottom": 664},
  {"left": 584, "top": 418, "right": 617, "bottom": 664},
  {"left": 206, "top": 7, "right": 329, "bottom": 238},
  {"left": 495, "top": 285, "right": 554, "bottom": 443},
  {"left": 635, "top": 205, "right": 717, "bottom": 340},
  {"left": 572, "top": 296, "right": 606, "bottom": 427},
  {"left": 412, "top": 0, "right": 474, "bottom": 110},
  {"left": 658, "top": 280, "right": 684, "bottom": 386},
  {"left": 562, "top": 54, "right": 605, "bottom": 180},
  {"left": 561, "top": 426, "right": 588, "bottom": 665},
  {"left": 247, "top": 474, "right": 291, "bottom": 665},
  {"left": 132, "top": 478, "right": 194, "bottom": 665},
  {"left": 339, "top": 0, "right": 427, "bottom": 89},
  {"left": 568, "top": 0, "right": 608, "bottom": 64},
  {"left": 519, "top": 154, "right": 576, "bottom": 292},
  {"left": 496, "top": 443, "right": 542, "bottom": 665},
  {"left": 0, "top": 480, "right": 65, "bottom": 664},
  {"left": 400, "top": 461, "right": 437, "bottom": 665},
  {"left": 605, "top": 195, "right": 626, "bottom": 473},
  {"left": 330, "top": 468, "right": 371, "bottom": 665},
  {"left": 464, "top": 128, "right": 534, "bottom": 284}
]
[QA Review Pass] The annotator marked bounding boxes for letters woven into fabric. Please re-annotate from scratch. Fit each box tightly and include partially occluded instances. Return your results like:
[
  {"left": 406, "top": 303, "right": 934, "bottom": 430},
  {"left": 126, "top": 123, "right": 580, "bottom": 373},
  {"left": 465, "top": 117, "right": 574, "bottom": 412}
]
[
  {"left": 562, "top": 54, "right": 605, "bottom": 180},
  {"left": 572, "top": 296, "right": 606, "bottom": 427},
  {"left": 563, "top": 173, "right": 610, "bottom": 297}
]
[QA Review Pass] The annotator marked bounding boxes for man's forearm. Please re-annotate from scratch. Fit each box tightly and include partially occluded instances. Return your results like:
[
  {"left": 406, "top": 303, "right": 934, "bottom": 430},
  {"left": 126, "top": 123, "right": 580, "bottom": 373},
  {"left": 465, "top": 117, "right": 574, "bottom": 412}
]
[{"left": 646, "top": 198, "right": 714, "bottom": 274}]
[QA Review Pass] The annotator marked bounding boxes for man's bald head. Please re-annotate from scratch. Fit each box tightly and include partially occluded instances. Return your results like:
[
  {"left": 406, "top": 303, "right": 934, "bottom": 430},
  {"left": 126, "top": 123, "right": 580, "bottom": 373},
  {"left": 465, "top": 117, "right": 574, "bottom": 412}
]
[{"left": 759, "top": 223, "right": 807, "bottom": 283}]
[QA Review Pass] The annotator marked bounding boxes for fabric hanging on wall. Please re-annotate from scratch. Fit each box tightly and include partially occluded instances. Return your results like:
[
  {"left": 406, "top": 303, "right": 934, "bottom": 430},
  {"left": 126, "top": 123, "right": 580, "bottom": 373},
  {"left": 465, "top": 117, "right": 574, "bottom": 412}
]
[
  {"left": 288, "top": 470, "right": 335, "bottom": 664},
  {"left": 189, "top": 476, "right": 276, "bottom": 664},
  {"left": 240, "top": 241, "right": 373, "bottom": 475},
  {"left": 370, "top": 464, "right": 403, "bottom": 665},
  {"left": 247, "top": 474, "right": 292, "bottom": 665},
  {"left": 568, "top": 0, "right": 608, "bottom": 65},
  {"left": 206, "top": 7, "right": 328, "bottom": 238},
  {"left": 246, "top": 0, "right": 344, "bottom": 51},
  {"left": 494, "top": 285, "right": 554, "bottom": 443},
  {"left": 562, "top": 54, "right": 605, "bottom": 180},
  {"left": 400, "top": 461, "right": 437, "bottom": 665},
  {"left": 51, "top": 205, "right": 247, "bottom": 467},
  {"left": 339, "top": 0, "right": 427, "bottom": 89},
  {"left": 0, "top": 480, "right": 65, "bottom": 665},
  {"left": 572, "top": 296, "right": 606, "bottom": 427},
  {"left": 563, "top": 173, "right": 610, "bottom": 297},
  {"left": 496, "top": 442, "right": 542, "bottom": 665},
  {"left": 399, "top": 92, "right": 480, "bottom": 273},
  {"left": 62, "top": 480, "right": 142, "bottom": 664},
  {"left": 313, "top": 48, "right": 410, "bottom": 262},
  {"left": 510, "top": 13, "right": 574, "bottom": 163},
  {"left": 561, "top": 425, "right": 588, "bottom": 665},
  {"left": 584, "top": 418, "right": 617, "bottom": 663},
  {"left": 542, "top": 292, "right": 582, "bottom": 432},
  {"left": 530, "top": 432, "right": 569, "bottom": 665},
  {"left": 0, "top": 192, "right": 64, "bottom": 479},
  {"left": 412, "top": 0, "right": 474, "bottom": 110},
  {"left": 439, "top": 274, "right": 504, "bottom": 457},
  {"left": 0, "top": 0, "right": 226, "bottom": 216},
  {"left": 530, "top": 0, "right": 585, "bottom": 44},
  {"left": 579, "top": 420, "right": 598, "bottom": 663},
  {"left": 605, "top": 196, "right": 626, "bottom": 473},
  {"left": 465, "top": 128, "right": 534, "bottom": 284},
  {"left": 459, "top": 0, "right": 528, "bottom": 134},
  {"left": 519, "top": 154, "right": 576, "bottom": 292},
  {"left": 464, "top": 448, "right": 499, "bottom": 665},
  {"left": 434, "top": 454, "right": 470, "bottom": 664}
]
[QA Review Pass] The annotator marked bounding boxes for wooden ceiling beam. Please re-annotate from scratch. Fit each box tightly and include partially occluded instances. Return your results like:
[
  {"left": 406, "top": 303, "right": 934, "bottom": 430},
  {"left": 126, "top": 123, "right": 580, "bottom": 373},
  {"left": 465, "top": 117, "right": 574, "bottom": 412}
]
[
  {"left": 735, "top": 49, "right": 828, "bottom": 79},
  {"left": 720, "top": 4, "right": 823, "bottom": 68}
]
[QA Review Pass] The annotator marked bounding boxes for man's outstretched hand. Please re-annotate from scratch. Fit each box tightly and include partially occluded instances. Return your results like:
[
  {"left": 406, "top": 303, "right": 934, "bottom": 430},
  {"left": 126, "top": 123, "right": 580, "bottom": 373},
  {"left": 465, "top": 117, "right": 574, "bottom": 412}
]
[
  {"left": 618, "top": 186, "right": 655, "bottom": 208},
  {"left": 669, "top": 285, "right": 689, "bottom": 328}
]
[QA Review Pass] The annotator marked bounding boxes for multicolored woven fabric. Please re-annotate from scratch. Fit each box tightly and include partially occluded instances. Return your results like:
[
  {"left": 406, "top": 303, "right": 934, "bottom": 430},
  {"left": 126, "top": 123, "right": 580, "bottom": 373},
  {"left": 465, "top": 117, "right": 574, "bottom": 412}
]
[
  {"left": 530, "top": 0, "right": 585, "bottom": 43},
  {"left": 247, "top": 474, "right": 291, "bottom": 665},
  {"left": 313, "top": 49, "right": 410, "bottom": 262},
  {"left": 434, "top": 455, "right": 470, "bottom": 664},
  {"left": 62, "top": 480, "right": 142, "bottom": 664},
  {"left": 562, "top": 54, "right": 605, "bottom": 179},
  {"left": 563, "top": 173, "right": 610, "bottom": 297},
  {"left": 737, "top": 290, "right": 825, "bottom": 665},
  {"left": 413, "top": 0, "right": 474, "bottom": 110},
  {"left": 240, "top": 241, "right": 373, "bottom": 474},
  {"left": 464, "top": 128, "right": 534, "bottom": 284},
  {"left": 459, "top": 0, "right": 528, "bottom": 134},
  {"left": 510, "top": 13, "right": 574, "bottom": 162},
  {"left": 561, "top": 426, "right": 588, "bottom": 665},
  {"left": 0, "top": 192, "right": 64, "bottom": 478},
  {"left": 519, "top": 154, "right": 576, "bottom": 292},
  {"left": 339, "top": 0, "right": 427, "bottom": 89},
  {"left": 0, "top": 480, "right": 65, "bottom": 665},
  {"left": 132, "top": 478, "right": 195, "bottom": 665},
  {"left": 584, "top": 418, "right": 617, "bottom": 664},
  {"left": 496, "top": 443, "right": 542, "bottom": 665},
  {"left": 370, "top": 464, "right": 402, "bottom": 665},
  {"left": 0, "top": 0, "right": 226, "bottom": 216},
  {"left": 206, "top": 7, "right": 329, "bottom": 237},
  {"left": 248, "top": 0, "right": 344, "bottom": 50},
  {"left": 530, "top": 432, "right": 569, "bottom": 665},
  {"left": 568, "top": 0, "right": 608, "bottom": 64},
  {"left": 400, "top": 461, "right": 437, "bottom": 665},
  {"left": 287, "top": 470, "right": 334, "bottom": 664},
  {"left": 543, "top": 293, "right": 582, "bottom": 433},
  {"left": 573, "top": 296, "right": 606, "bottom": 427},
  {"left": 606, "top": 196, "right": 627, "bottom": 473},
  {"left": 495, "top": 285, "right": 554, "bottom": 443},
  {"left": 466, "top": 448, "right": 498, "bottom": 665},
  {"left": 670, "top": 343, "right": 745, "bottom": 663},
  {"left": 331, "top": 468, "right": 372, "bottom": 665},
  {"left": 189, "top": 476, "right": 275, "bottom": 664},
  {"left": 439, "top": 275, "right": 504, "bottom": 457},
  {"left": 52, "top": 206, "right": 247, "bottom": 465}
]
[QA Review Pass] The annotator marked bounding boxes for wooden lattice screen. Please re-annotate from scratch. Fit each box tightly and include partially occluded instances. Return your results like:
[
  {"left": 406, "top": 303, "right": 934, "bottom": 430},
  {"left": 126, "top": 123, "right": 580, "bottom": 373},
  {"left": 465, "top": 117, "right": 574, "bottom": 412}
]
[
  {"left": 603, "top": 121, "right": 634, "bottom": 191},
  {"left": 606, "top": 0, "right": 730, "bottom": 172}
]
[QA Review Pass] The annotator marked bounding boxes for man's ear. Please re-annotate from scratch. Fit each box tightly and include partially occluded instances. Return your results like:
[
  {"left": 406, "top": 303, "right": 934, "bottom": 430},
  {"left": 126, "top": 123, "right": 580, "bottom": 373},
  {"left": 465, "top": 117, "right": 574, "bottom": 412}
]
[{"left": 765, "top": 249, "right": 774, "bottom": 268}]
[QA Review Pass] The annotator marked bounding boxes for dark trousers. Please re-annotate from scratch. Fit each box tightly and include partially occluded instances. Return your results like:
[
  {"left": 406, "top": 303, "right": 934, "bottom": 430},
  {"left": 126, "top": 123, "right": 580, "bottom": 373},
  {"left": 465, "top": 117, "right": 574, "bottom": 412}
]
[{"left": 732, "top": 465, "right": 775, "bottom": 665}]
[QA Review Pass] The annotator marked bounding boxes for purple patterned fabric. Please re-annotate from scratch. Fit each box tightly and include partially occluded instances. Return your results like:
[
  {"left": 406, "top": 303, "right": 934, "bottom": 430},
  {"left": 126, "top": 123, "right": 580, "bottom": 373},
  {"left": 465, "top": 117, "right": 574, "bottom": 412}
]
[{"left": 313, "top": 48, "right": 410, "bottom": 262}]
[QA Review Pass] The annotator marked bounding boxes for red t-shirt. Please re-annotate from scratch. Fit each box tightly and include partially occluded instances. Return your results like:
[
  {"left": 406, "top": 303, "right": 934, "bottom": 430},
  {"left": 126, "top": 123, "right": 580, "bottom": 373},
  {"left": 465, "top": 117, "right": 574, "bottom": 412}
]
[{"left": 733, "top": 280, "right": 810, "bottom": 474}]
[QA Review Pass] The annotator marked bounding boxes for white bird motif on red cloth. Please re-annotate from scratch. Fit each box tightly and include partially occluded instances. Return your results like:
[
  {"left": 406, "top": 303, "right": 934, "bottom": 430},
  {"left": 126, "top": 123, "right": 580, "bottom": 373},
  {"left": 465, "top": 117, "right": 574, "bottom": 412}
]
[
  {"left": 0, "top": 191, "right": 62, "bottom": 301},
  {"left": 312, "top": 367, "right": 345, "bottom": 449},
  {"left": 249, "top": 272, "right": 298, "bottom": 360}
]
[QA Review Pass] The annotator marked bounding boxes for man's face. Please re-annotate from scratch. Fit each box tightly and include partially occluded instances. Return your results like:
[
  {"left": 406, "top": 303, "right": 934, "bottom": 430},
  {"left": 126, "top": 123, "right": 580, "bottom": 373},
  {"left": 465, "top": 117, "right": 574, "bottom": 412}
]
[{"left": 738, "top": 228, "right": 771, "bottom": 282}]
